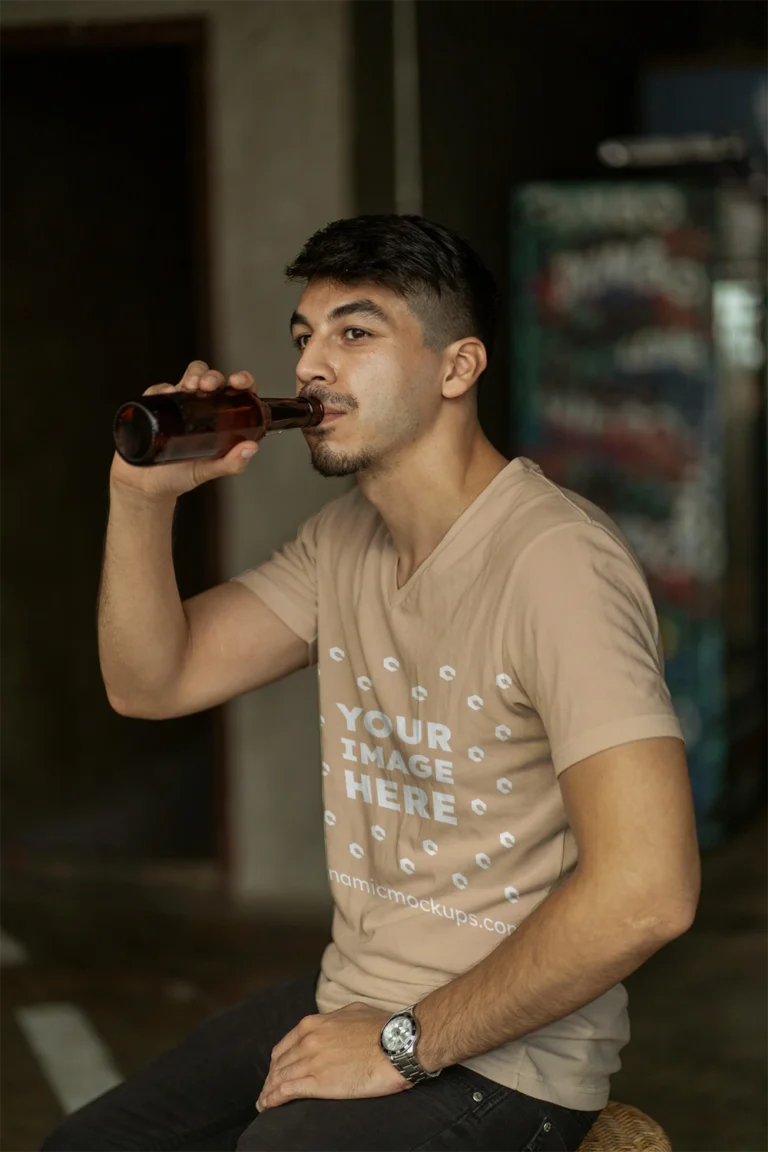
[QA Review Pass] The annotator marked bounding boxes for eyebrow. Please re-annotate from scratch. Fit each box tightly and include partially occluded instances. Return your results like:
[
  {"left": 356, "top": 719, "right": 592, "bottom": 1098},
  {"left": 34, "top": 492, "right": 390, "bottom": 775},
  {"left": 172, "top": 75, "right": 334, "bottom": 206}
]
[{"left": 289, "top": 298, "right": 390, "bottom": 332}]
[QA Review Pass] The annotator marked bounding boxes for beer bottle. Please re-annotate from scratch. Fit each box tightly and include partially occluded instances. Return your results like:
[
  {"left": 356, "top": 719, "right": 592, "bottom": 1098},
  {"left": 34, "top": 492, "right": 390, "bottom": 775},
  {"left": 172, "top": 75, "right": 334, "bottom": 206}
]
[{"left": 113, "top": 388, "right": 324, "bottom": 466}]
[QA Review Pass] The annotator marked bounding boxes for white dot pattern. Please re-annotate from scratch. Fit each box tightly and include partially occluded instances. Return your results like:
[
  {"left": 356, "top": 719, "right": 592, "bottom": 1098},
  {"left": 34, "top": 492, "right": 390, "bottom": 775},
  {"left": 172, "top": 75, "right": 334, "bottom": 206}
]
[{"left": 320, "top": 653, "right": 526, "bottom": 916}]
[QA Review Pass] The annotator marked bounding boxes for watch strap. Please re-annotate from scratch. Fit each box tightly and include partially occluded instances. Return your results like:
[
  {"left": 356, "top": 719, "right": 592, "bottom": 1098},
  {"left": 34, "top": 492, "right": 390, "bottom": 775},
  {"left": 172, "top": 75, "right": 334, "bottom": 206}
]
[{"left": 389, "top": 1046, "right": 440, "bottom": 1085}]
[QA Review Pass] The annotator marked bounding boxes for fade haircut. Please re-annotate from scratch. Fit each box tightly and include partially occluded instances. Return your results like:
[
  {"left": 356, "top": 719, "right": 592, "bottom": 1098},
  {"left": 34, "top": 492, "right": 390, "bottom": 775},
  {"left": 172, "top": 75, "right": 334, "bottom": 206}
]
[{"left": 285, "top": 214, "right": 500, "bottom": 369}]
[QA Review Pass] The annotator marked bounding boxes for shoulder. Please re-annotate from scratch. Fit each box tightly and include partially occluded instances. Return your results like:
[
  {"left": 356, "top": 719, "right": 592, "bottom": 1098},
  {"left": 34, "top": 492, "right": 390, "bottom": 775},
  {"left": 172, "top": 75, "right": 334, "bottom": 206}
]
[{"left": 498, "top": 458, "right": 645, "bottom": 585}]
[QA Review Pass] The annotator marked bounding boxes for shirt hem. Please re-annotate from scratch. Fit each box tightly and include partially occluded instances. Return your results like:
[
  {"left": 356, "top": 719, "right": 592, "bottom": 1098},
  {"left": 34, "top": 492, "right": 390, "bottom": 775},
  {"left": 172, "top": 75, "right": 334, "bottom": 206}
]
[
  {"left": 552, "top": 714, "right": 685, "bottom": 776},
  {"left": 459, "top": 1059, "right": 610, "bottom": 1111},
  {"left": 230, "top": 571, "right": 316, "bottom": 647}
]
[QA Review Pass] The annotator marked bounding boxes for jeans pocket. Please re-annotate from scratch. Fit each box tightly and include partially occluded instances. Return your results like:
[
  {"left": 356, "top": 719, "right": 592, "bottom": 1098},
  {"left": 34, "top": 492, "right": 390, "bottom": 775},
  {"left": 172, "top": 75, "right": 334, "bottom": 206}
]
[{"left": 522, "top": 1116, "right": 568, "bottom": 1152}]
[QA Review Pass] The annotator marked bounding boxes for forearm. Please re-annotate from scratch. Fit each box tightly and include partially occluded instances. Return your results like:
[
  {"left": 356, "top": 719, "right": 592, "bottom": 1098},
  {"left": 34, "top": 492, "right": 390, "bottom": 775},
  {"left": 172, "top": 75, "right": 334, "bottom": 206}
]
[
  {"left": 97, "top": 482, "right": 189, "bottom": 712},
  {"left": 415, "top": 869, "right": 686, "bottom": 1073}
]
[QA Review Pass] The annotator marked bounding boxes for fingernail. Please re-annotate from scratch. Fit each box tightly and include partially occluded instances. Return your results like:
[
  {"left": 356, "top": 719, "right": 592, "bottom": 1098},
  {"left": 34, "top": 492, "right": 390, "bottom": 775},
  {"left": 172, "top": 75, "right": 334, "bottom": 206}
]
[{"left": 241, "top": 446, "right": 257, "bottom": 459}]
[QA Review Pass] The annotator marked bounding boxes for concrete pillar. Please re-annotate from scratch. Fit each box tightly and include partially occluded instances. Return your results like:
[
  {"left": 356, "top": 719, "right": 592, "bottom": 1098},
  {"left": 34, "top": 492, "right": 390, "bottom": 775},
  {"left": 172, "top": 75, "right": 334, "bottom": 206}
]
[{"left": 2, "top": 0, "right": 354, "bottom": 914}]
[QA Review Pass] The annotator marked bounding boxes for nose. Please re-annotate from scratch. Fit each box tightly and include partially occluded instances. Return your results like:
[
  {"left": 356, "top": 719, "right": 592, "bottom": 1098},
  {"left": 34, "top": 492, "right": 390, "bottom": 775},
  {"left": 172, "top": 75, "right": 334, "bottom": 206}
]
[{"left": 296, "top": 341, "right": 336, "bottom": 390}]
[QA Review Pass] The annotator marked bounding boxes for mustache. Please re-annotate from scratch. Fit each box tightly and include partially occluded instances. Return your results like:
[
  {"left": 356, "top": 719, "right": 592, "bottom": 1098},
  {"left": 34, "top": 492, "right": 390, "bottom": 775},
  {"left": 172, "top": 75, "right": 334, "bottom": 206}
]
[{"left": 301, "top": 391, "right": 355, "bottom": 413}]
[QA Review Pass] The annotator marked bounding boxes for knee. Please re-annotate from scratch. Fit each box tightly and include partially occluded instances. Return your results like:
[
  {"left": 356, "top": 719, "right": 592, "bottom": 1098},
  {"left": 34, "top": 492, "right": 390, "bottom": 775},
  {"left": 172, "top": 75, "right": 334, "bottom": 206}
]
[
  {"left": 235, "top": 1118, "right": 261, "bottom": 1151},
  {"left": 40, "top": 1114, "right": 110, "bottom": 1151}
]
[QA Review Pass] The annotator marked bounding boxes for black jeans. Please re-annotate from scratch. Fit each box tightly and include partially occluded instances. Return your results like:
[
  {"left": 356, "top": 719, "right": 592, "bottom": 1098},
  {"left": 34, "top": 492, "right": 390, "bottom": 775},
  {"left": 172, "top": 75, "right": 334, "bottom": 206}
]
[{"left": 41, "top": 972, "right": 601, "bottom": 1151}]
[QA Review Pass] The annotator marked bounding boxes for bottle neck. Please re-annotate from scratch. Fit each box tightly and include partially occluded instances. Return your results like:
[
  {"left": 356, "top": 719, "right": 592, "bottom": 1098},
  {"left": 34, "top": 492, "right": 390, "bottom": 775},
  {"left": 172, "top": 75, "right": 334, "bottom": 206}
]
[{"left": 264, "top": 397, "right": 324, "bottom": 433}]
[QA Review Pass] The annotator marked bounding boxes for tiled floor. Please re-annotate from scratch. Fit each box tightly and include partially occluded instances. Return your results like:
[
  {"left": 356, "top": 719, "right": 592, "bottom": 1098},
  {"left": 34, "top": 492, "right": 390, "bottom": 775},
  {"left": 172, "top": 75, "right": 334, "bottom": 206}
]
[{"left": 2, "top": 809, "right": 766, "bottom": 1151}]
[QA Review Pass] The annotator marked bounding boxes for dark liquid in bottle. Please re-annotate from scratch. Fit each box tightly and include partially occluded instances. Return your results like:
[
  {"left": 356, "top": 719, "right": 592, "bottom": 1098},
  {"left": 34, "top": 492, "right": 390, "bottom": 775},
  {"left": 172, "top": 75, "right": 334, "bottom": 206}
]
[{"left": 113, "top": 388, "right": 323, "bottom": 466}]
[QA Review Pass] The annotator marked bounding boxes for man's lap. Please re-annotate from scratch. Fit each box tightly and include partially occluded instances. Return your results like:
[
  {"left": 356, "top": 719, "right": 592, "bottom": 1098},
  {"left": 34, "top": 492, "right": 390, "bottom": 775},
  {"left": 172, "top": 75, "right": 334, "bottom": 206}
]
[{"left": 41, "top": 970, "right": 598, "bottom": 1152}]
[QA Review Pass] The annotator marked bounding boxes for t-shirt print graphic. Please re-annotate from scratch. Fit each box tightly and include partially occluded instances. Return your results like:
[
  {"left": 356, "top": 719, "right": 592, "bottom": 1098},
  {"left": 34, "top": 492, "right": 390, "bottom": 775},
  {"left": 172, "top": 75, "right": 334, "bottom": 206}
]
[{"left": 320, "top": 645, "right": 521, "bottom": 942}]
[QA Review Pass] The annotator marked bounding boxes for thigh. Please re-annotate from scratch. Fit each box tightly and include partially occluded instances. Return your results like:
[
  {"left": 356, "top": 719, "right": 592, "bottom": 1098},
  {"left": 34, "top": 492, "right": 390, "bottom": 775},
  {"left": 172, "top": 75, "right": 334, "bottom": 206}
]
[
  {"left": 42, "top": 971, "right": 320, "bottom": 1151},
  {"left": 236, "top": 1067, "right": 558, "bottom": 1152}
]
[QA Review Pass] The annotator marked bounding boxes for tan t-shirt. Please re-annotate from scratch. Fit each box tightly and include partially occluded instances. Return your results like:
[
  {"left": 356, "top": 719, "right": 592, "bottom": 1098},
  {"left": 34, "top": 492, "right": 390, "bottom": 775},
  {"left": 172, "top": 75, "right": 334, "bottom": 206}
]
[{"left": 231, "top": 457, "right": 684, "bottom": 1111}]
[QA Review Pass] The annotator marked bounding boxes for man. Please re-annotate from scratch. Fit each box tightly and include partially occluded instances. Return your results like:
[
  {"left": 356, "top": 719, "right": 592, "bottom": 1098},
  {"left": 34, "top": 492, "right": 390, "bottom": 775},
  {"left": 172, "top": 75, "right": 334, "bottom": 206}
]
[{"left": 46, "top": 215, "right": 700, "bottom": 1152}]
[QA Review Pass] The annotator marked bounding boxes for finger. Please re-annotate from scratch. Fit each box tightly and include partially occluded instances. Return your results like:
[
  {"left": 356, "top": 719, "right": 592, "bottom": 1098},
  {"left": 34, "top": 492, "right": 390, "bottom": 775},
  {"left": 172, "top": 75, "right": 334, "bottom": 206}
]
[
  {"left": 179, "top": 360, "right": 209, "bottom": 388},
  {"left": 196, "top": 369, "right": 226, "bottom": 391},
  {"left": 264, "top": 1050, "right": 315, "bottom": 1092},
  {"left": 189, "top": 439, "right": 259, "bottom": 487},
  {"left": 142, "top": 383, "right": 177, "bottom": 396},
  {"left": 270, "top": 1022, "right": 307, "bottom": 1063},
  {"left": 264, "top": 1054, "right": 310, "bottom": 1093},
  {"left": 228, "top": 370, "right": 255, "bottom": 390},
  {"left": 258, "top": 1074, "right": 314, "bottom": 1112}
]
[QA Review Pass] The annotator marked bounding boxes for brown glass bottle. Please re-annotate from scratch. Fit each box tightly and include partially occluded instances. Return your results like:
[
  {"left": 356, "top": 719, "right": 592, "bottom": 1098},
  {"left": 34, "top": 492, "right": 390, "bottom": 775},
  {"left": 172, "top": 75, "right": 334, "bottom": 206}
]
[{"left": 113, "top": 388, "right": 324, "bottom": 466}]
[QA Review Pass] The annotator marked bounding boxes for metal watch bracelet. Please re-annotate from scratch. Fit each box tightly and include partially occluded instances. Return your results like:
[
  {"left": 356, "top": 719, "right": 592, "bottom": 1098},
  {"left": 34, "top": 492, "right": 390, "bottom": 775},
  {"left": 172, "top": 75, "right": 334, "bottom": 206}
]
[{"left": 390, "top": 1046, "right": 441, "bottom": 1085}]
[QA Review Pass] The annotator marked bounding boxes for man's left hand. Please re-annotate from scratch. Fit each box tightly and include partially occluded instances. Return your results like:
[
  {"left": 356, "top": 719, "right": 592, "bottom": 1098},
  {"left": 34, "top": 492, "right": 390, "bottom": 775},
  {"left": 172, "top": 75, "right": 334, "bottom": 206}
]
[{"left": 256, "top": 1002, "right": 411, "bottom": 1111}]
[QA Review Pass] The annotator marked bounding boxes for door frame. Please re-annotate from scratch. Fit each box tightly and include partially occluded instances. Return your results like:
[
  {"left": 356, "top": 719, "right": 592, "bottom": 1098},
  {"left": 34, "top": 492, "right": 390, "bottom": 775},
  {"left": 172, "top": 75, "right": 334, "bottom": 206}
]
[{"left": 1, "top": 16, "right": 230, "bottom": 885}]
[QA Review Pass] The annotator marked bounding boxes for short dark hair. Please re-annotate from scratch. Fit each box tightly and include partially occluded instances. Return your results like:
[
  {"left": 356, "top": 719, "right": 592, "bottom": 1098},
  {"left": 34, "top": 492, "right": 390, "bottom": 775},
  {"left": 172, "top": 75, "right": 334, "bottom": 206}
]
[{"left": 285, "top": 214, "right": 500, "bottom": 366}]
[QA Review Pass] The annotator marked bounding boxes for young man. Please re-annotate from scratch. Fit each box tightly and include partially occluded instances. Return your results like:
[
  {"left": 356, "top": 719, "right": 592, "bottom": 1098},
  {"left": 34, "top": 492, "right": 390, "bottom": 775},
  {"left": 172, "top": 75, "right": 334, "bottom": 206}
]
[{"left": 48, "top": 215, "right": 700, "bottom": 1152}]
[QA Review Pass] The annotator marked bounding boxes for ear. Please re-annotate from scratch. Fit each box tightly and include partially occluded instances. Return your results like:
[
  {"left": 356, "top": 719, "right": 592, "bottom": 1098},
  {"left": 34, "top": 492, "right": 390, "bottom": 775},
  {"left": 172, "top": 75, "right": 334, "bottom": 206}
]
[{"left": 442, "top": 338, "right": 487, "bottom": 400}]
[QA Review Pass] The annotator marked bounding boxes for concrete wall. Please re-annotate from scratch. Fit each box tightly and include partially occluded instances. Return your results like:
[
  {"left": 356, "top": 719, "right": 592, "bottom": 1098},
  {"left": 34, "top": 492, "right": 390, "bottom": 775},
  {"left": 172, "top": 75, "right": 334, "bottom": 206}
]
[{"left": 2, "top": 0, "right": 354, "bottom": 915}]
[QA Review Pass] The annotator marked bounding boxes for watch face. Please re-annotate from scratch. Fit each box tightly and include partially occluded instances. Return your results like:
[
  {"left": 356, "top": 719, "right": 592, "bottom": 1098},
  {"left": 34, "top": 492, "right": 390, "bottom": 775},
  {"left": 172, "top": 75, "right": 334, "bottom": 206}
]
[{"left": 382, "top": 1015, "right": 416, "bottom": 1054}]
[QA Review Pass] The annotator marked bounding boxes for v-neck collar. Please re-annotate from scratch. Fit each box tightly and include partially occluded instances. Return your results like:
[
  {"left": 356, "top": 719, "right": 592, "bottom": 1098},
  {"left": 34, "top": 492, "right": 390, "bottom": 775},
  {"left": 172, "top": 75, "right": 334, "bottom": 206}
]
[{"left": 385, "top": 458, "right": 528, "bottom": 607}]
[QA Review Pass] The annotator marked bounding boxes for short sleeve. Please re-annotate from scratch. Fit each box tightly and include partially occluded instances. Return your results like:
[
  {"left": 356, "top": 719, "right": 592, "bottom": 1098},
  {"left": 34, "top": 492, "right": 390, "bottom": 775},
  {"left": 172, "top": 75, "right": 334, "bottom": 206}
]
[
  {"left": 229, "top": 510, "right": 323, "bottom": 663},
  {"left": 505, "top": 521, "right": 684, "bottom": 775}
]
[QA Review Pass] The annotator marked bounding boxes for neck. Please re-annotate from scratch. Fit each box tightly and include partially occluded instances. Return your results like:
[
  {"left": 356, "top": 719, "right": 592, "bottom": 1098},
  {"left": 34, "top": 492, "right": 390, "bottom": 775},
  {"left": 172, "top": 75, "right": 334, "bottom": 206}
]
[{"left": 356, "top": 421, "right": 509, "bottom": 588}]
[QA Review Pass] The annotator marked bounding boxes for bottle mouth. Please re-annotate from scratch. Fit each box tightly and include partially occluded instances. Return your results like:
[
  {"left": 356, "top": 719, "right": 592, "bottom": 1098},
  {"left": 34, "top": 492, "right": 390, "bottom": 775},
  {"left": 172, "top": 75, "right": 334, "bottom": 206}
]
[{"left": 113, "top": 402, "right": 160, "bottom": 465}]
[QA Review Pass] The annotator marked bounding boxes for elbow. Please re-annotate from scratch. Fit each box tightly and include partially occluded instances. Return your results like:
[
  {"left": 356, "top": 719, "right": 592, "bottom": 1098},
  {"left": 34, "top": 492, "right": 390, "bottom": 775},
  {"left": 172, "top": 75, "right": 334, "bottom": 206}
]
[
  {"left": 657, "top": 896, "right": 699, "bottom": 940},
  {"left": 105, "top": 690, "right": 168, "bottom": 720},
  {"left": 602, "top": 869, "right": 701, "bottom": 944},
  {"left": 106, "top": 693, "right": 143, "bottom": 718},
  {"left": 633, "top": 884, "right": 701, "bottom": 943}
]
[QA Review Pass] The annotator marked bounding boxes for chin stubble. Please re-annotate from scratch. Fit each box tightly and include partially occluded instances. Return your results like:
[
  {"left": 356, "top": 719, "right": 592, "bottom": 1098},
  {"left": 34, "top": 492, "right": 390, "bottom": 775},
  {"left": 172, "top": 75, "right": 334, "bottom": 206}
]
[{"left": 308, "top": 438, "right": 377, "bottom": 478}]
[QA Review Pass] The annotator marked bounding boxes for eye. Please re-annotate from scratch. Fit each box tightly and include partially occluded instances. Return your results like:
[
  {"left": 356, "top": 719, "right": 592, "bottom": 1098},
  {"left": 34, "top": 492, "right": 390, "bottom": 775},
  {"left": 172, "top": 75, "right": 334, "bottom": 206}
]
[
  {"left": 344, "top": 327, "right": 369, "bottom": 342},
  {"left": 293, "top": 333, "right": 310, "bottom": 351}
]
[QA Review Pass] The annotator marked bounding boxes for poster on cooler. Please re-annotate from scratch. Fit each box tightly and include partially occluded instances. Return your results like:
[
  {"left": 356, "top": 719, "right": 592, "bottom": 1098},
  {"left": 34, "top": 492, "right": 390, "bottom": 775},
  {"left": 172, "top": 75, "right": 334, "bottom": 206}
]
[{"left": 511, "top": 181, "right": 727, "bottom": 845}]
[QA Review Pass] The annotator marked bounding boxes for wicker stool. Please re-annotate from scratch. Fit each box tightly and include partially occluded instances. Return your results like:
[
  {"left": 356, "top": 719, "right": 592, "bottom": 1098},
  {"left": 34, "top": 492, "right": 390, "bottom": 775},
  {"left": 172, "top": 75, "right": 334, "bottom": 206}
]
[{"left": 577, "top": 1101, "right": 672, "bottom": 1151}]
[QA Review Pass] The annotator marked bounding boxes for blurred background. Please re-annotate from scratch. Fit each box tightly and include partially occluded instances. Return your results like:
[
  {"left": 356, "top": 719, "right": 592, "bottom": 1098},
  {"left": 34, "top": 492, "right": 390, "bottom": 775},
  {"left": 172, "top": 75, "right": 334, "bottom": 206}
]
[{"left": 1, "top": 1, "right": 765, "bottom": 1149}]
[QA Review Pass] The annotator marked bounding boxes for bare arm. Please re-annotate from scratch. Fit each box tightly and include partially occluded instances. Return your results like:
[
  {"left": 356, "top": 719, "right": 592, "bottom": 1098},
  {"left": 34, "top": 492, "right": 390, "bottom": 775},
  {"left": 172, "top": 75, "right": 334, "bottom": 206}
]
[
  {"left": 98, "top": 360, "right": 309, "bottom": 719},
  {"left": 97, "top": 483, "right": 188, "bottom": 714},
  {"left": 414, "top": 737, "right": 700, "bottom": 1072},
  {"left": 98, "top": 484, "right": 308, "bottom": 720}
]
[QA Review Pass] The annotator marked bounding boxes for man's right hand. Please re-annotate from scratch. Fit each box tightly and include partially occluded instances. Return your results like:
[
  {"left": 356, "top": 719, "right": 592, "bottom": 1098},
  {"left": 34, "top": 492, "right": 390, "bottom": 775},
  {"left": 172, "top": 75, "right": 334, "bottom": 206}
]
[{"left": 110, "top": 360, "right": 260, "bottom": 500}]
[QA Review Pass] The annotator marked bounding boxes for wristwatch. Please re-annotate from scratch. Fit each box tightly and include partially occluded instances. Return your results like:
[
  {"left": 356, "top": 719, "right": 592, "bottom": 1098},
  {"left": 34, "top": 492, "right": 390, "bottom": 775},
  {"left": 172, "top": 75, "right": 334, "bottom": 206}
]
[{"left": 379, "top": 1006, "right": 441, "bottom": 1085}]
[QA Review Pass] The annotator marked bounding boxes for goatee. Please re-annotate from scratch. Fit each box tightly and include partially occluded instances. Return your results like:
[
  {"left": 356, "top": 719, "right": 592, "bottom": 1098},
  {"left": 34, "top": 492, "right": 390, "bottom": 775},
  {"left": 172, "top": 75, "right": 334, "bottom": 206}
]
[{"left": 309, "top": 442, "right": 375, "bottom": 478}]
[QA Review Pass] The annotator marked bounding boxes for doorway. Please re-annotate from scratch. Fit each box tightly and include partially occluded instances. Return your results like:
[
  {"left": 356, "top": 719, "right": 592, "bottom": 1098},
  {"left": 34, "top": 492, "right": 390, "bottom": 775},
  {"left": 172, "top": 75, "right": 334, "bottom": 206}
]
[{"left": 1, "top": 20, "right": 225, "bottom": 865}]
